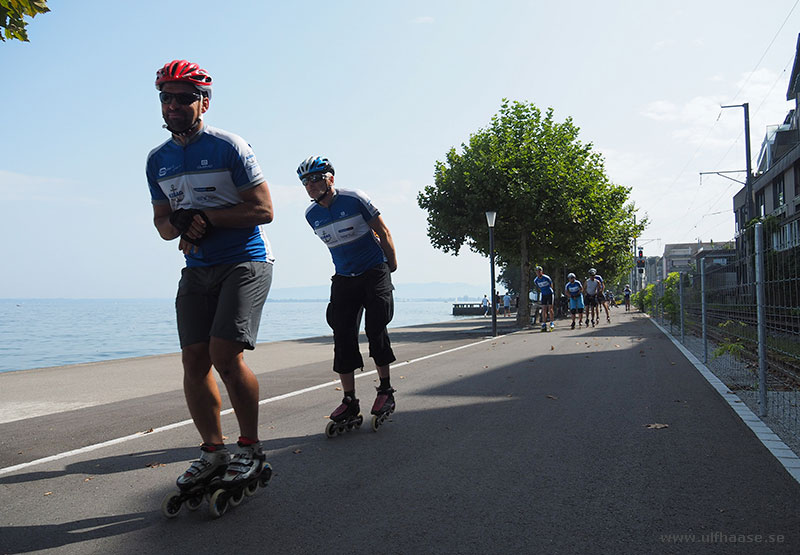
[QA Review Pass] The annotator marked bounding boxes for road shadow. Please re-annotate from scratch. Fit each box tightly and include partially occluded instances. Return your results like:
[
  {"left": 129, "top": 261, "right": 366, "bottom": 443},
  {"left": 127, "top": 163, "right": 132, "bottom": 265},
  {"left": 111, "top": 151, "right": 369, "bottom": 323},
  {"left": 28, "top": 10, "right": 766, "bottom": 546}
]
[{"left": 0, "top": 512, "right": 152, "bottom": 554}]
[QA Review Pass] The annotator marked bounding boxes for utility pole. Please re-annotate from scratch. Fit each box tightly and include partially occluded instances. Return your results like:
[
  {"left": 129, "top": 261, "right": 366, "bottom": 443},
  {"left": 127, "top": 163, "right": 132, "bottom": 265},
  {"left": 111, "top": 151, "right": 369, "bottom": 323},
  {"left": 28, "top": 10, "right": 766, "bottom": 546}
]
[{"left": 721, "top": 103, "right": 753, "bottom": 221}]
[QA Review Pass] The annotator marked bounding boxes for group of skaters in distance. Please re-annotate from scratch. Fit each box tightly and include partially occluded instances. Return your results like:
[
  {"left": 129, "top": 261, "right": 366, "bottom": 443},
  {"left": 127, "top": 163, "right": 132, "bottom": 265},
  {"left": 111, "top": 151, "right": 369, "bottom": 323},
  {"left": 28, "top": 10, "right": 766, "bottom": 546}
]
[
  {"left": 533, "top": 267, "right": 633, "bottom": 331},
  {"left": 146, "top": 60, "right": 398, "bottom": 498}
]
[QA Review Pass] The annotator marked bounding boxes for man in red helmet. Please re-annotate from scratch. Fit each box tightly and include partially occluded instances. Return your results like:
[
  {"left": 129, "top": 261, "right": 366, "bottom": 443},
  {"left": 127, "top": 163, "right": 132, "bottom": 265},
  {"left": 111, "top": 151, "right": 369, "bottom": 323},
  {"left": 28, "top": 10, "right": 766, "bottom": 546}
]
[{"left": 146, "top": 60, "right": 274, "bottom": 492}]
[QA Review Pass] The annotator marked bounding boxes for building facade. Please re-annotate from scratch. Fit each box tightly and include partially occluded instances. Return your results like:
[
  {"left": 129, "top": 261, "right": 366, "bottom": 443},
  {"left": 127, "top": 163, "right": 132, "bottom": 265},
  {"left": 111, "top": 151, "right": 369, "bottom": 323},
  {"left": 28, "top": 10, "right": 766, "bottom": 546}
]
[{"left": 733, "top": 34, "right": 800, "bottom": 253}]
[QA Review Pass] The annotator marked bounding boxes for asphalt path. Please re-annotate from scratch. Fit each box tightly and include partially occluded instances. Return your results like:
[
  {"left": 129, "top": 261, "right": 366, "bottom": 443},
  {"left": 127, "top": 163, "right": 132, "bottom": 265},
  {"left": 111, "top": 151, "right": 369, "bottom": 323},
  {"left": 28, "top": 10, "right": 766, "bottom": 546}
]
[{"left": 1, "top": 312, "right": 799, "bottom": 554}]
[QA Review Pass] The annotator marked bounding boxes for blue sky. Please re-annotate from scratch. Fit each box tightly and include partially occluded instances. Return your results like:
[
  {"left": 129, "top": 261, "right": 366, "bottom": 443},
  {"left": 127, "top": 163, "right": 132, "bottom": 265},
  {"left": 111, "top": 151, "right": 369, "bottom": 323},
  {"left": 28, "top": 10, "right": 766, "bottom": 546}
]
[{"left": 2, "top": 1, "right": 799, "bottom": 298}]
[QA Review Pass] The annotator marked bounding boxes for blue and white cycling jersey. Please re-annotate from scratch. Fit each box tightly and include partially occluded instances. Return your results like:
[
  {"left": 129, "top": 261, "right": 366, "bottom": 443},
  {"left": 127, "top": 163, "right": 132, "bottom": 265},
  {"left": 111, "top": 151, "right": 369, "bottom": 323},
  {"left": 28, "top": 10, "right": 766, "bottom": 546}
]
[
  {"left": 146, "top": 125, "right": 274, "bottom": 268},
  {"left": 533, "top": 274, "right": 554, "bottom": 296},
  {"left": 305, "top": 188, "right": 385, "bottom": 276},
  {"left": 565, "top": 281, "right": 582, "bottom": 298}
]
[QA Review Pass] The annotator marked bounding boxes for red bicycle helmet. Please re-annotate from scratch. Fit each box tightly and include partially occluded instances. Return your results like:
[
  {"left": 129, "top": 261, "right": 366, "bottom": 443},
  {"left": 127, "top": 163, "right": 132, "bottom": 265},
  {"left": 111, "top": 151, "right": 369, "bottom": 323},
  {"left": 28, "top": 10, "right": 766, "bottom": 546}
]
[{"left": 155, "top": 60, "right": 213, "bottom": 98}]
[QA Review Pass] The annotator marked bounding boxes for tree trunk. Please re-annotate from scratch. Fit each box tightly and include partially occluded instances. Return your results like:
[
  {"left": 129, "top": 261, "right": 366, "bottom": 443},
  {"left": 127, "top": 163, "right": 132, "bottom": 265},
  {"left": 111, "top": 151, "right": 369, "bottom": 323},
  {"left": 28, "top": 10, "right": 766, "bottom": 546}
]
[{"left": 517, "top": 230, "right": 531, "bottom": 326}]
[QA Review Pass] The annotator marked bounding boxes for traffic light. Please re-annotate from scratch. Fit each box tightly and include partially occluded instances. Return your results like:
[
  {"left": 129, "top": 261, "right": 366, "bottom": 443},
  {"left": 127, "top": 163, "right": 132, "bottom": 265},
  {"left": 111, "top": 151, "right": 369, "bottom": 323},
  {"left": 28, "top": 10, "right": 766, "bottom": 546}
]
[{"left": 636, "top": 248, "right": 645, "bottom": 269}]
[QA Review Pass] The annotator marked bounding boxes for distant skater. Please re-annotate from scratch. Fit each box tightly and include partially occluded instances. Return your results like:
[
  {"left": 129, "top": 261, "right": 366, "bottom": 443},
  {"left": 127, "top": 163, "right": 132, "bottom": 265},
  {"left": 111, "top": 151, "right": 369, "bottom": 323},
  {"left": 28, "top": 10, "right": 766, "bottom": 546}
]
[
  {"left": 533, "top": 266, "right": 555, "bottom": 332},
  {"left": 584, "top": 269, "right": 601, "bottom": 327},
  {"left": 565, "top": 273, "right": 584, "bottom": 329},
  {"left": 298, "top": 156, "right": 399, "bottom": 434},
  {"left": 594, "top": 270, "right": 610, "bottom": 323},
  {"left": 146, "top": 60, "right": 275, "bottom": 492},
  {"left": 623, "top": 284, "right": 632, "bottom": 311}
]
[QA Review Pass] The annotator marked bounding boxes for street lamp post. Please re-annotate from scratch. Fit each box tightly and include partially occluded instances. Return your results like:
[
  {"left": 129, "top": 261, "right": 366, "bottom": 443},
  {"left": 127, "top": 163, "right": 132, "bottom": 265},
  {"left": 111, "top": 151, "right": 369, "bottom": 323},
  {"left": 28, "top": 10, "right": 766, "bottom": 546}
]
[{"left": 486, "top": 211, "right": 497, "bottom": 337}]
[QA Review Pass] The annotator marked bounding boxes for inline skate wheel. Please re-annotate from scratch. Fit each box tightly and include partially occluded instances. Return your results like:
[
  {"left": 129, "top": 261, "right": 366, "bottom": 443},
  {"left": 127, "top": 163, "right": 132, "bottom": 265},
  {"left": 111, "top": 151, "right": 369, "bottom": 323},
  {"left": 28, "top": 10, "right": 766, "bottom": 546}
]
[
  {"left": 229, "top": 488, "right": 244, "bottom": 507},
  {"left": 258, "top": 464, "right": 273, "bottom": 487},
  {"left": 371, "top": 415, "right": 380, "bottom": 432},
  {"left": 325, "top": 420, "right": 337, "bottom": 438},
  {"left": 209, "top": 489, "right": 229, "bottom": 518},
  {"left": 161, "top": 492, "right": 183, "bottom": 518},
  {"left": 244, "top": 480, "right": 259, "bottom": 497},
  {"left": 185, "top": 494, "right": 203, "bottom": 511}
]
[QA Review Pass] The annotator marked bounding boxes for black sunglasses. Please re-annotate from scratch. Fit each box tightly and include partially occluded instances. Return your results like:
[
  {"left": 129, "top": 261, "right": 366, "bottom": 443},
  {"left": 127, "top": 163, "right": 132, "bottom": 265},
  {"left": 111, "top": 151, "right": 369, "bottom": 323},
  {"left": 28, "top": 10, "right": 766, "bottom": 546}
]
[
  {"left": 159, "top": 91, "right": 202, "bottom": 105},
  {"left": 302, "top": 173, "right": 326, "bottom": 186}
]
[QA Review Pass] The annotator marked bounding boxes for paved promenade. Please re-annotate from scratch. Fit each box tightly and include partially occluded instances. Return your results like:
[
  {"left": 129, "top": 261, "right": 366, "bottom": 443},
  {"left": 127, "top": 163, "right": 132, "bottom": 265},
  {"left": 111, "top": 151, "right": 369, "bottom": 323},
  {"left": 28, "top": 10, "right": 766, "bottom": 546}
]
[{"left": 1, "top": 311, "right": 799, "bottom": 554}]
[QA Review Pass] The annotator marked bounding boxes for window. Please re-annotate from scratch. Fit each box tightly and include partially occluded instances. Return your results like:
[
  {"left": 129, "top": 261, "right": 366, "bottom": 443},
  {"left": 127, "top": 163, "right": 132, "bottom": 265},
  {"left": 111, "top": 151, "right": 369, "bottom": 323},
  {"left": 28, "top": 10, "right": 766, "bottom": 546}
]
[
  {"left": 795, "top": 162, "right": 800, "bottom": 198},
  {"left": 755, "top": 189, "right": 766, "bottom": 217},
  {"left": 773, "top": 175, "right": 785, "bottom": 208}
]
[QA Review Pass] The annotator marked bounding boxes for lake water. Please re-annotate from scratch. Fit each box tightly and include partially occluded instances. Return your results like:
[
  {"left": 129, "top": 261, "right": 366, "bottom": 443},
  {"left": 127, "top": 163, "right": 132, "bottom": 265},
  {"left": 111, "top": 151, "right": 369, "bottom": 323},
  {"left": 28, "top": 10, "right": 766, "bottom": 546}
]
[{"left": 0, "top": 299, "right": 472, "bottom": 373}]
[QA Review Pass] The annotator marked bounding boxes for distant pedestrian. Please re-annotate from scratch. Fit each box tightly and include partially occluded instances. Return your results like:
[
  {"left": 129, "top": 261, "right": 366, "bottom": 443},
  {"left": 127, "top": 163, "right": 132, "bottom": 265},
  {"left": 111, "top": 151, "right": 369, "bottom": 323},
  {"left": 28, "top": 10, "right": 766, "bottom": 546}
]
[
  {"left": 503, "top": 293, "right": 512, "bottom": 317},
  {"left": 564, "top": 273, "right": 584, "bottom": 329},
  {"left": 623, "top": 284, "right": 632, "bottom": 311},
  {"left": 533, "top": 266, "right": 555, "bottom": 332},
  {"left": 481, "top": 295, "right": 490, "bottom": 317}
]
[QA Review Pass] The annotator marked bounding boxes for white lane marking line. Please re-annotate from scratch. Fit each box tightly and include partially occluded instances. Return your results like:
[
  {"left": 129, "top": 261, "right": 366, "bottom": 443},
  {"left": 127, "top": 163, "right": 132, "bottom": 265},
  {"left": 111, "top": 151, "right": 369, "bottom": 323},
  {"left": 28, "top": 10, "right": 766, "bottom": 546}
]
[
  {"left": 0, "top": 333, "right": 504, "bottom": 476},
  {"left": 649, "top": 317, "right": 800, "bottom": 485}
]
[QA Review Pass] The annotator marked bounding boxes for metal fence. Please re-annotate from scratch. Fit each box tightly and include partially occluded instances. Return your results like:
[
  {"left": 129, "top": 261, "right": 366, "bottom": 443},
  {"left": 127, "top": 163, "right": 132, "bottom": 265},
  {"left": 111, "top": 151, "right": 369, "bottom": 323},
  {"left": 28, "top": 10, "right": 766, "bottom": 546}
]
[{"left": 640, "top": 222, "right": 800, "bottom": 453}]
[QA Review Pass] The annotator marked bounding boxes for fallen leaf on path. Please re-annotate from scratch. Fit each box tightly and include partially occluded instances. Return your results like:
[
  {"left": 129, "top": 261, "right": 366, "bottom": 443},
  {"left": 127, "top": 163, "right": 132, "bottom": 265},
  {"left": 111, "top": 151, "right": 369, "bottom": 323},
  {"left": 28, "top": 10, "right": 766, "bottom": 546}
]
[
  {"left": 550, "top": 346, "right": 554, "bottom": 351},
  {"left": 44, "top": 492, "right": 53, "bottom": 496},
  {"left": 335, "top": 387, "right": 342, "bottom": 391},
  {"left": 614, "top": 345, "right": 620, "bottom": 348},
  {"left": 400, "top": 376, "right": 405, "bottom": 379},
  {"left": 146, "top": 462, "right": 166, "bottom": 468},
  {"left": 546, "top": 395, "right": 558, "bottom": 400},
  {"left": 84, "top": 477, "right": 93, "bottom": 482},
  {"left": 645, "top": 423, "right": 669, "bottom": 430},
  {"left": 293, "top": 449, "right": 302, "bottom": 454},
  {"left": 484, "top": 365, "right": 489, "bottom": 369},
  {"left": 142, "top": 428, "right": 154, "bottom": 434}
]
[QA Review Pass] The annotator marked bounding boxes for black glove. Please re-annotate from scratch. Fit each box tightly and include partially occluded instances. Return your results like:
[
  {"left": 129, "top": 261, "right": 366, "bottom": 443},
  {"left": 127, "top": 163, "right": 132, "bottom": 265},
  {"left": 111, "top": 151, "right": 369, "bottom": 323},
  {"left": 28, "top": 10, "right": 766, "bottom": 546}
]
[{"left": 169, "top": 208, "right": 211, "bottom": 233}]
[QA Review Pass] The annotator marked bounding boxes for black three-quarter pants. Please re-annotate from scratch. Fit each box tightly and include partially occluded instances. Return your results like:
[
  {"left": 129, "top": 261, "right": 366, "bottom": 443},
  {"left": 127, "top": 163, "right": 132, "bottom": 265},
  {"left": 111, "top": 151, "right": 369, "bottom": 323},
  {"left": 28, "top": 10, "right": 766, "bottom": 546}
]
[{"left": 326, "top": 263, "right": 396, "bottom": 374}]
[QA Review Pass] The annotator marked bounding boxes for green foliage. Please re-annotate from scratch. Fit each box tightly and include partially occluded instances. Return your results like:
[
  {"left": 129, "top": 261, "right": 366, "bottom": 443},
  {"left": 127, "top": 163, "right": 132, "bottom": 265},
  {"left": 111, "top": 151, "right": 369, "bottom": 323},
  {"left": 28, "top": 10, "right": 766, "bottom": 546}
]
[
  {"left": 633, "top": 283, "right": 654, "bottom": 312},
  {"left": 712, "top": 340, "right": 747, "bottom": 361},
  {"left": 418, "top": 99, "right": 645, "bottom": 323},
  {"left": 661, "top": 272, "right": 681, "bottom": 324},
  {"left": 0, "top": 0, "right": 49, "bottom": 42}
]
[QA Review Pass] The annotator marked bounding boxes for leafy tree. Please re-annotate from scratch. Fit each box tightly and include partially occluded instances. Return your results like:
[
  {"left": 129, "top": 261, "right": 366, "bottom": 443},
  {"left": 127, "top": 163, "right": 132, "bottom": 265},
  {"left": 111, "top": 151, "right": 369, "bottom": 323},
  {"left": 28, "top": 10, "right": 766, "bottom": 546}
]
[
  {"left": 418, "top": 99, "right": 643, "bottom": 324},
  {"left": 1, "top": 0, "right": 49, "bottom": 42}
]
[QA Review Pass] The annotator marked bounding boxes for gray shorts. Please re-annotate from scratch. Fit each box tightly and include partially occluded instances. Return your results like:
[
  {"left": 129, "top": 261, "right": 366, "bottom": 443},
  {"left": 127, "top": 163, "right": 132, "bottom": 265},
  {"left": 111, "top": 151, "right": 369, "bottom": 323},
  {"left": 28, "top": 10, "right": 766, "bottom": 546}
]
[{"left": 176, "top": 261, "right": 272, "bottom": 349}]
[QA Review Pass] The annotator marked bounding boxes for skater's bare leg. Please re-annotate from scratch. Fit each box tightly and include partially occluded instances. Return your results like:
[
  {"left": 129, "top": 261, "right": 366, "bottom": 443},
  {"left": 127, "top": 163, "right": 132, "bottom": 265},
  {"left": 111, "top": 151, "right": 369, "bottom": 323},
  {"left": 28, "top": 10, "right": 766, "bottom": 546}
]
[
  {"left": 210, "top": 337, "right": 260, "bottom": 441},
  {"left": 339, "top": 364, "right": 389, "bottom": 393},
  {"left": 182, "top": 343, "right": 224, "bottom": 446},
  {"left": 339, "top": 371, "right": 355, "bottom": 393}
]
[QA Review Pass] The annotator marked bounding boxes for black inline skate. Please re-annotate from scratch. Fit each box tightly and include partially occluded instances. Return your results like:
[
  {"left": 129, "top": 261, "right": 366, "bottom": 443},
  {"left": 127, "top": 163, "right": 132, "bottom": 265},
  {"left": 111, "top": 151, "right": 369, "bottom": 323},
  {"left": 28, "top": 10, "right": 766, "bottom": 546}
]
[
  {"left": 370, "top": 387, "right": 396, "bottom": 432},
  {"left": 207, "top": 440, "right": 272, "bottom": 518},
  {"left": 325, "top": 395, "right": 363, "bottom": 437},
  {"left": 161, "top": 444, "right": 229, "bottom": 518}
]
